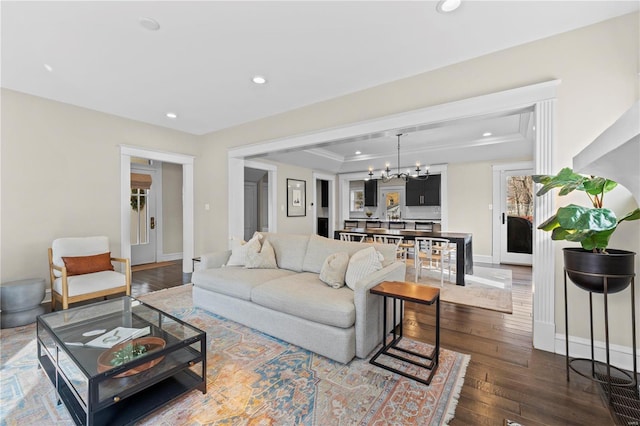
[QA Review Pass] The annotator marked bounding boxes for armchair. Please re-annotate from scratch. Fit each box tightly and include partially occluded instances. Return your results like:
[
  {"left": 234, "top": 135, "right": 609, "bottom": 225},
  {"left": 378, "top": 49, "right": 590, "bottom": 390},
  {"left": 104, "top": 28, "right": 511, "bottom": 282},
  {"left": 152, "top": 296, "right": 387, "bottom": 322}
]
[{"left": 48, "top": 236, "right": 131, "bottom": 310}]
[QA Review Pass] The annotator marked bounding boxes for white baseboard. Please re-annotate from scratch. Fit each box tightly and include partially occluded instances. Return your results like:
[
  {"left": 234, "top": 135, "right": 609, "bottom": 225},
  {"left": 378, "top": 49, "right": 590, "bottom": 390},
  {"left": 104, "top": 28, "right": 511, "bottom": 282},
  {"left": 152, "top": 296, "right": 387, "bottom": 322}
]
[
  {"left": 157, "top": 252, "right": 182, "bottom": 262},
  {"left": 473, "top": 254, "right": 493, "bottom": 264},
  {"left": 555, "top": 333, "right": 639, "bottom": 373},
  {"left": 533, "top": 320, "right": 556, "bottom": 352}
]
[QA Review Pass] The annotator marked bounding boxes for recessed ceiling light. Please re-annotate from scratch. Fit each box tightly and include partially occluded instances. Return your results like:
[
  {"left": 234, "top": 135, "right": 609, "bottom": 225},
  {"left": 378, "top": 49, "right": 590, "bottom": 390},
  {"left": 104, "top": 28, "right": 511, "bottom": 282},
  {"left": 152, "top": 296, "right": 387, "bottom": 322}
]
[
  {"left": 44, "top": 63, "right": 53, "bottom": 72},
  {"left": 139, "top": 17, "right": 160, "bottom": 31},
  {"left": 252, "top": 75, "right": 267, "bottom": 85},
  {"left": 483, "top": 132, "right": 492, "bottom": 137},
  {"left": 436, "top": 0, "right": 462, "bottom": 13},
  {"left": 355, "top": 151, "right": 362, "bottom": 155},
  {"left": 166, "top": 112, "right": 178, "bottom": 119}
]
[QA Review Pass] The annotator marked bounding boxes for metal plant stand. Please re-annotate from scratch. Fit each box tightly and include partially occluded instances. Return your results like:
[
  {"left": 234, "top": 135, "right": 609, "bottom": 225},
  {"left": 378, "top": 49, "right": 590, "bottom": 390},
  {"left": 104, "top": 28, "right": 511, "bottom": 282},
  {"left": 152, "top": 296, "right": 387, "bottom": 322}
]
[{"left": 564, "top": 268, "right": 638, "bottom": 404}]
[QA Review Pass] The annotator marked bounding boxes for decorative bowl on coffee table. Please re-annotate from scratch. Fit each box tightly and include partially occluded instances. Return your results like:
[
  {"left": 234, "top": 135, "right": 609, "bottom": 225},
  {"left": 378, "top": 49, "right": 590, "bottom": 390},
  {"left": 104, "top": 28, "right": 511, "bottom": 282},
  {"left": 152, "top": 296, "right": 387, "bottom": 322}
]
[{"left": 97, "top": 336, "right": 166, "bottom": 378}]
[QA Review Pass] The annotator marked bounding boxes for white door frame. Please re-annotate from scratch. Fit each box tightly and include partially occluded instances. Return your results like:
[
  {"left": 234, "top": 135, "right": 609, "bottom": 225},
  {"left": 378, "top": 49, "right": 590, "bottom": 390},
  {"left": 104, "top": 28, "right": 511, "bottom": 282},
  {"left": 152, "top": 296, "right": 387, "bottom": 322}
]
[
  {"left": 492, "top": 161, "right": 534, "bottom": 265},
  {"left": 235, "top": 160, "right": 278, "bottom": 240},
  {"left": 120, "top": 145, "right": 195, "bottom": 273},
  {"left": 130, "top": 163, "right": 160, "bottom": 265},
  {"left": 228, "top": 80, "right": 558, "bottom": 352}
]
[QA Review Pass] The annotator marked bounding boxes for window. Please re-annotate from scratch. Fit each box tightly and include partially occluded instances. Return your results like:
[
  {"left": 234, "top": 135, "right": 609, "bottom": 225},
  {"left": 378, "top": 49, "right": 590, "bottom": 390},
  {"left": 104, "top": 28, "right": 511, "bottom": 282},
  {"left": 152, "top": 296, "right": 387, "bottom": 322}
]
[{"left": 350, "top": 189, "right": 364, "bottom": 212}]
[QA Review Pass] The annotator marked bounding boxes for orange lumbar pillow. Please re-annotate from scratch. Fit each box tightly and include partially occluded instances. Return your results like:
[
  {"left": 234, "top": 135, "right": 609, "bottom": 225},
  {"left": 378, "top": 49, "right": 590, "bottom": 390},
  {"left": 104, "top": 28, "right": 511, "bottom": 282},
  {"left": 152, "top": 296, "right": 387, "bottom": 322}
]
[{"left": 62, "top": 252, "right": 114, "bottom": 276}]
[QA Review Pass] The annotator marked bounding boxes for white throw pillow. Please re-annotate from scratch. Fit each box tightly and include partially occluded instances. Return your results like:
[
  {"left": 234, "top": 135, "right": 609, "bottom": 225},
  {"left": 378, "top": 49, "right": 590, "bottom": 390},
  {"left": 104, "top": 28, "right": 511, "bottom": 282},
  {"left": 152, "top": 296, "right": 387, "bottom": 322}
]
[
  {"left": 345, "top": 246, "right": 383, "bottom": 290},
  {"left": 226, "top": 234, "right": 262, "bottom": 266},
  {"left": 245, "top": 240, "right": 278, "bottom": 269},
  {"left": 319, "top": 252, "right": 350, "bottom": 289}
]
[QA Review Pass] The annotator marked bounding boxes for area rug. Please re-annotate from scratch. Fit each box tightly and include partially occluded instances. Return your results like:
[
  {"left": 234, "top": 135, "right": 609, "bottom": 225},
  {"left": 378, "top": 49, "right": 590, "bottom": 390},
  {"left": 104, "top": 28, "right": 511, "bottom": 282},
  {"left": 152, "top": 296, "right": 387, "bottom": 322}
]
[
  {"left": 409, "top": 265, "right": 513, "bottom": 314},
  {"left": 1, "top": 285, "right": 470, "bottom": 425}
]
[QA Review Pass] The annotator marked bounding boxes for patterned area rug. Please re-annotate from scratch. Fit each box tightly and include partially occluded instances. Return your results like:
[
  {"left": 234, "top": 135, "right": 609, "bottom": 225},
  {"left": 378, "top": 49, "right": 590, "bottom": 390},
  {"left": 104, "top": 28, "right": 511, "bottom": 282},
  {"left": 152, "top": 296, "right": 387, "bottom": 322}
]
[{"left": 1, "top": 285, "right": 470, "bottom": 425}]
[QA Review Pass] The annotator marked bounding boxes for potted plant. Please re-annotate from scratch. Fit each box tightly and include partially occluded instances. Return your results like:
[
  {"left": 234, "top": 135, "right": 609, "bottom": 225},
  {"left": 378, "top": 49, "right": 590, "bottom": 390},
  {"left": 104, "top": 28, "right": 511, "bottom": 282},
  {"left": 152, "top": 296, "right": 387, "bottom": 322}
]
[{"left": 533, "top": 167, "right": 640, "bottom": 293}]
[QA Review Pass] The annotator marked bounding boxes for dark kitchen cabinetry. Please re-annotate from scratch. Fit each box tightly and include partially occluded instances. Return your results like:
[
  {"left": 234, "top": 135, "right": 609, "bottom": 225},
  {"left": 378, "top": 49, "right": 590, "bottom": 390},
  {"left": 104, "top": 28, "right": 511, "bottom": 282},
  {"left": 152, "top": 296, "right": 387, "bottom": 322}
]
[
  {"left": 364, "top": 179, "right": 378, "bottom": 207},
  {"left": 320, "top": 180, "right": 329, "bottom": 208},
  {"left": 406, "top": 174, "right": 441, "bottom": 206},
  {"left": 317, "top": 217, "right": 329, "bottom": 238}
]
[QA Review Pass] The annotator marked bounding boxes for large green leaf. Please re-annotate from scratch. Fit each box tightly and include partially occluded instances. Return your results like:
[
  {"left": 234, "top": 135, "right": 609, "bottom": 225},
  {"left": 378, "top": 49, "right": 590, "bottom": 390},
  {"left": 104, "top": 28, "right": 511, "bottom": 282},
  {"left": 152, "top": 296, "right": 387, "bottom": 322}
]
[
  {"left": 573, "top": 208, "right": 617, "bottom": 232},
  {"left": 537, "top": 214, "right": 559, "bottom": 231},
  {"left": 580, "top": 228, "right": 615, "bottom": 251},
  {"left": 582, "top": 177, "right": 617, "bottom": 196},
  {"left": 532, "top": 167, "right": 584, "bottom": 196},
  {"left": 619, "top": 207, "right": 640, "bottom": 223}
]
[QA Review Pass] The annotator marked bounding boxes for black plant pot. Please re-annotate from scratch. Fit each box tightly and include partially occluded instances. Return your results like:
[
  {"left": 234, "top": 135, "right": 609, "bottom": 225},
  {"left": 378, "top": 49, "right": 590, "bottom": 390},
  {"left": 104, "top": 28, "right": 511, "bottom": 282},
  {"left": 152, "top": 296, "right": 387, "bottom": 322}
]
[{"left": 563, "top": 247, "right": 636, "bottom": 294}]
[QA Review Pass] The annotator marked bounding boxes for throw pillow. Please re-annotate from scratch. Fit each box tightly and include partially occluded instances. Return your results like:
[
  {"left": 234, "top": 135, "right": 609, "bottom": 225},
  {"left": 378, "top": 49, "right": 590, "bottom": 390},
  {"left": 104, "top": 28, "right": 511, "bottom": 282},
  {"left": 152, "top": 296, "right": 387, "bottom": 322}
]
[
  {"left": 345, "top": 246, "right": 383, "bottom": 290},
  {"left": 62, "top": 252, "right": 114, "bottom": 276},
  {"left": 245, "top": 240, "right": 278, "bottom": 269},
  {"left": 319, "top": 252, "right": 350, "bottom": 289},
  {"left": 226, "top": 234, "right": 262, "bottom": 266}
]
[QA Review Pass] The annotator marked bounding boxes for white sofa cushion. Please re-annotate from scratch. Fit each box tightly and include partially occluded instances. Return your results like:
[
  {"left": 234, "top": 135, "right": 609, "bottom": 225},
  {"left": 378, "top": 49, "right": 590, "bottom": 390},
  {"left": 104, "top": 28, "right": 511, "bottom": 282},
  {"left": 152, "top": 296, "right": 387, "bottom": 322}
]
[
  {"left": 345, "top": 247, "right": 383, "bottom": 290},
  {"left": 259, "top": 233, "right": 310, "bottom": 272},
  {"left": 251, "top": 272, "right": 355, "bottom": 329},
  {"left": 319, "top": 252, "right": 349, "bottom": 288},
  {"left": 192, "top": 267, "right": 296, "bottom": 301},
  {"left": 53, "top": 271, "right": 126, "bottom": 297}
]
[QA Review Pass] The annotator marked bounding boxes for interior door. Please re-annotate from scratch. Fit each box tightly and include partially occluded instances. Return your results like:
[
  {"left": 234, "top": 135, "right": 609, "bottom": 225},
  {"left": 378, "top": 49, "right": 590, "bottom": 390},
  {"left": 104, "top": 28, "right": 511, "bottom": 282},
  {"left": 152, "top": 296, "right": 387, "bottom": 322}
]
[
  {"left": 131, "top": 168, "right": 157, "bottom": 265},
  {"left": 500, "top": 169, "right": 533, "bottom": 265}
]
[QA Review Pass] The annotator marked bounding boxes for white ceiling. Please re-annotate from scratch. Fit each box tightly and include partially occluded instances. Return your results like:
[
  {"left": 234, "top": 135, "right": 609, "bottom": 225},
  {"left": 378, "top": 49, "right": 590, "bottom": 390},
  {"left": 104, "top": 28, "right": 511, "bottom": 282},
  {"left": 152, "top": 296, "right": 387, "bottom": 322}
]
[{"left": 2, "top": 1, "right": 638, "bottom": 172}]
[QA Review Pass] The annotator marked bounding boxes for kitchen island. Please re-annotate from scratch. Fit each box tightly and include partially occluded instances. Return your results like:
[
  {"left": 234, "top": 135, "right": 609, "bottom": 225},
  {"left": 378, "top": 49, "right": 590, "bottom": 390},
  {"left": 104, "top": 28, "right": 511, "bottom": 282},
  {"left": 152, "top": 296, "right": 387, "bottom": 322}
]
[{"left": 334, "top": 228, "right": 473, "bottom": 286}]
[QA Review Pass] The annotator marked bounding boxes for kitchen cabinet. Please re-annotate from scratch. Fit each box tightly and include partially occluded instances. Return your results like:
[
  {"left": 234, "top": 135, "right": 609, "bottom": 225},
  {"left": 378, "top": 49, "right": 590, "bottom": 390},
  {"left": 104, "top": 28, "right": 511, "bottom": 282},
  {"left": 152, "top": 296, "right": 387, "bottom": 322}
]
[
  {"left": 317, "top": 217, "right": 329, "bottom": 238},
  {"left": 406, "top": 174, "right": 441, "bottom": 206},
  {"left": 364, "top": 179, "right": 378, "bottom": 207}
]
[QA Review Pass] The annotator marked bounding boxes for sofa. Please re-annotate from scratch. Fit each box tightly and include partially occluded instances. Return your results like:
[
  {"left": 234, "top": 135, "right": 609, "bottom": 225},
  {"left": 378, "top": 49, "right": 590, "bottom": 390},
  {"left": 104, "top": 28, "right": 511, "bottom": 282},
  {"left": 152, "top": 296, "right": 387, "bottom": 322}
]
[{"left": 192, "top": 232, "right": 406, "bottom": 363}]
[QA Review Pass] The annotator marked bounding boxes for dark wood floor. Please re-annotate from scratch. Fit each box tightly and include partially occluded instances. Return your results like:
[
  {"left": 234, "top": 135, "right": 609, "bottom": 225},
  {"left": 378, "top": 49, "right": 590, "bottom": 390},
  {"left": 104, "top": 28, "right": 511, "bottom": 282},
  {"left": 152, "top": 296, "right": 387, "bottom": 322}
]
[{"left": 131, "top": 261, "right": 615, "bottom": 425}]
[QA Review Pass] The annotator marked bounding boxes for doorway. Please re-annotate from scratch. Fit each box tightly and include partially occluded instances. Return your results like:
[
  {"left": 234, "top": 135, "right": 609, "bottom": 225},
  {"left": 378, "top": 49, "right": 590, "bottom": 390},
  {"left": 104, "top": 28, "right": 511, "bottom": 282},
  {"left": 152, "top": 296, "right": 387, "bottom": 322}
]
[
  {"left": 244, "top": 166, "right": 269, "bottom": 240},
  {"left": 120, "top": 146, "right": 195, "bottom": 273},
  {"left": 493, "top": 162, "right": 534, "bottom": 266},
  {"left": 131, "top": 164, "right": 158, "bottom": 265}
]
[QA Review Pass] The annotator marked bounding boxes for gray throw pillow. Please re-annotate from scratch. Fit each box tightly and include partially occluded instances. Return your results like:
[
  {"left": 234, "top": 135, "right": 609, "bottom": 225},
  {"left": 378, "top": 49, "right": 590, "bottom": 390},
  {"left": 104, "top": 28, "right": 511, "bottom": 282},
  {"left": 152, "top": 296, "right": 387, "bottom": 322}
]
[
  {"left": 245, "top": 240, "right": 278, "bottom": 269},
  {"left": 319, "top": 252, "right": 349, "bottom": 288}
]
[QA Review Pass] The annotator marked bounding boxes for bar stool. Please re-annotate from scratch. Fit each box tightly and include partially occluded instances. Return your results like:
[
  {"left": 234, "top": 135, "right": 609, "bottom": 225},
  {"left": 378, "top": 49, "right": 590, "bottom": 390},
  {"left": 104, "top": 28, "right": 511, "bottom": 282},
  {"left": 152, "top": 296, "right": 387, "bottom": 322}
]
[{"left": 414, "top": 237, "right": 454, "bottom": 286}]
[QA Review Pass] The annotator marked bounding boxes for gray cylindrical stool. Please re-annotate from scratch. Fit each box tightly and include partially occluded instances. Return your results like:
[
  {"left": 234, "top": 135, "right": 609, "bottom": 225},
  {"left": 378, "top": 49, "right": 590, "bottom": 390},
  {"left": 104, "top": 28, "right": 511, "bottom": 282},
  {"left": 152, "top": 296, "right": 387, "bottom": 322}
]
[{"left": 1, "top": 278, "right": 47, "bottom": 328}]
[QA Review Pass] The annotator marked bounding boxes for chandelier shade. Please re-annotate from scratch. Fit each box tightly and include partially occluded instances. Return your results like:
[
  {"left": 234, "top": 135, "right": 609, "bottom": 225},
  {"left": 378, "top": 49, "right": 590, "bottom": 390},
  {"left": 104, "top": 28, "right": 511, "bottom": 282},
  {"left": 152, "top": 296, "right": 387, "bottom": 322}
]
[{"left": 367, "top": 133, "right": 429, "bottom": 182}]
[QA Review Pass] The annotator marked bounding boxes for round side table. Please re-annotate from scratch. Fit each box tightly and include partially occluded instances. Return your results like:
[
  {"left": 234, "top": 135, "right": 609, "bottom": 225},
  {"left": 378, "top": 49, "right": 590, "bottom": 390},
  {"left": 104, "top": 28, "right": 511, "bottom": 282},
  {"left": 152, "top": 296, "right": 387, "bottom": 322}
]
[{"left": 1, "top": 278, "right": 47, "bottom": 328}]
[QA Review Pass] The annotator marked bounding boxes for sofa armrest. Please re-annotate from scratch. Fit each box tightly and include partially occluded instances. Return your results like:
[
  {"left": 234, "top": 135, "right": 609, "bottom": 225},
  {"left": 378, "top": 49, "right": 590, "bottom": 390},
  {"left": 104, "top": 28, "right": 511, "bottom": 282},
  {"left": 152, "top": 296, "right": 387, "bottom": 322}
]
[
  {"left": 352, "top": 261, "right": 406, "bottom": 359},
  {"left": 195, "top": 250, "right": 231, "bottom": 271}
]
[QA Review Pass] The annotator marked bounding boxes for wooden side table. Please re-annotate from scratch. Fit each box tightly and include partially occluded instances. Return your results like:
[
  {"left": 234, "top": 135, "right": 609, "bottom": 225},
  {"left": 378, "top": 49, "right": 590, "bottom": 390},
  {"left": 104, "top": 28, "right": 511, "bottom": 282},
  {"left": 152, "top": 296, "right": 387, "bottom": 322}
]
[{"left": 369, "top": 280, "right": 440, "bottom": 385}]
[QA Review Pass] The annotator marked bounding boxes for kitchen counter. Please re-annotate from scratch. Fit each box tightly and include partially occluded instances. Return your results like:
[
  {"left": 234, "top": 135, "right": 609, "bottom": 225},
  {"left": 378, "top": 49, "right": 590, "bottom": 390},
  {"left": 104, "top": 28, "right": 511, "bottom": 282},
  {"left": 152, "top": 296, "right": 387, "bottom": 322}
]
[{"left": 345, "top": 219, "right": 441, "bottom": 231}]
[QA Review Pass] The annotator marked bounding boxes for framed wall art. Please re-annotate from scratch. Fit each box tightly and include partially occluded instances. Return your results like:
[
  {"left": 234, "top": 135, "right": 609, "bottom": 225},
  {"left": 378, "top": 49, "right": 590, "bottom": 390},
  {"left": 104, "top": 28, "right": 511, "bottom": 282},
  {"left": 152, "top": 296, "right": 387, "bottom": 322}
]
[{"left": 287, "top": 178, "right": 306, "bottom": 217}]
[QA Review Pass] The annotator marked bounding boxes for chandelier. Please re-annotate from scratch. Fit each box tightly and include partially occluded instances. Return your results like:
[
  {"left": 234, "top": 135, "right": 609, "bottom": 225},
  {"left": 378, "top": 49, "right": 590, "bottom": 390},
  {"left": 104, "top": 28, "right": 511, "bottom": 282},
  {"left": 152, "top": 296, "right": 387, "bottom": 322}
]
[{"left": 367, "top": 133, "right": 429, "bottom": 182}]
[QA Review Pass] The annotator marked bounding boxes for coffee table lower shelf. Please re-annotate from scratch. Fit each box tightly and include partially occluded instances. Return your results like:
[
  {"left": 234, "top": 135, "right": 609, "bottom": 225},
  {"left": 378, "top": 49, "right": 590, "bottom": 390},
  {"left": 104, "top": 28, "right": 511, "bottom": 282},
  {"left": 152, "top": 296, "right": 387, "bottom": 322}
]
[{"left": 39, "top": 351, "right": 205, "bottom": 426}]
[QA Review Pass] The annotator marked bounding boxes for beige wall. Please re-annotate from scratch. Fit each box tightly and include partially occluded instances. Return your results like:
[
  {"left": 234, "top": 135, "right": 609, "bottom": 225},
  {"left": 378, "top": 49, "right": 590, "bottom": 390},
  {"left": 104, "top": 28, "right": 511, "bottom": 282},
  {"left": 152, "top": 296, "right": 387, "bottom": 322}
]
[
  {"left": 162, "top": 162, "right": 183, "bottom": 254},
  {"left": 447, "top": 162, "right": 494, "bottom": 257},
  {"left": 0, "top": 89, "right": 200, "bottom": 282},
  {"left": 196, "top": 13, "right": 639, "bottom": 344}
]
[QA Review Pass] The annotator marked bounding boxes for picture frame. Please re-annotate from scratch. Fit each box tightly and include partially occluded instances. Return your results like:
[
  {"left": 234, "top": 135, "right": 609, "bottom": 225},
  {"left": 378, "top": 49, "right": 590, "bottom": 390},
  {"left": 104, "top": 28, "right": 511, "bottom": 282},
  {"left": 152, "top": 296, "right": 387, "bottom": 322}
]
[{"left": 287, "top": 178, "right": 306, "bottom": 217}]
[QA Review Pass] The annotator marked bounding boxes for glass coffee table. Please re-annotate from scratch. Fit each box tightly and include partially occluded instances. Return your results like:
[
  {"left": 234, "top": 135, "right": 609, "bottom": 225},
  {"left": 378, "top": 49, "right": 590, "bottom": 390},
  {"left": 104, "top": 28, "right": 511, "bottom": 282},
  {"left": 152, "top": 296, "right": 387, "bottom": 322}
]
[{"left": 37, "top": 296, "right": 206, "bottom": 426}]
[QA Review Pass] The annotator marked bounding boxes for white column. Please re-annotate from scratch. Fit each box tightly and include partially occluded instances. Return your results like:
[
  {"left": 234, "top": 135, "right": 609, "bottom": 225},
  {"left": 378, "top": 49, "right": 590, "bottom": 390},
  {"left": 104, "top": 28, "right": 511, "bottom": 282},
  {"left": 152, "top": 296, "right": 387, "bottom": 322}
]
[{"left": 533, "top": 99, "right": 556, "bottom": 351}]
